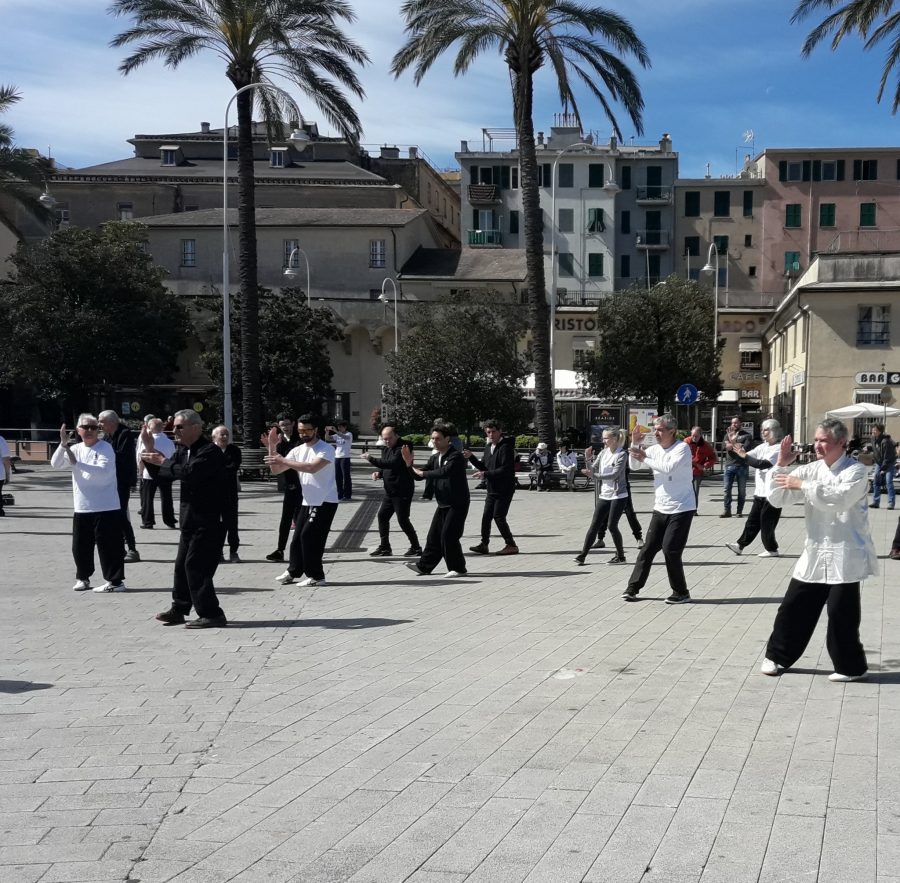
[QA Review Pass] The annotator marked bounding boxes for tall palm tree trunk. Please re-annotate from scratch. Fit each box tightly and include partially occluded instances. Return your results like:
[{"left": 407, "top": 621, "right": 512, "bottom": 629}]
[{"left": 235, "top": 87, "right": 262, "bottom": 446}]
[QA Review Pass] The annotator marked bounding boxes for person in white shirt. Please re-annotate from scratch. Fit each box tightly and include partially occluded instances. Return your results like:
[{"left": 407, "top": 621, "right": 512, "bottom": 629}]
[
  {"left": 761, "top": 418, "right": 875, "bottom": 682},
  {"left": 136, "top": 417, "right": 177, "bottom": 528},
  {"left": 576, "top": 428, "right": 629, "bottom": 565},
  {"left": 50, "top": 414, "right": 126, "bottom": 592},
  {"left": 0, "top": 433, "right": 11, "bottom": 516},
  {"left": 266, "top": 415, "right": 338, "bottom": 586},
  {"left": 556, "top": 442, "right": 578, "bottom": 490},
  {"left": 325, "top": 420, "right": 354, "bottom": 501},
  {"left": 623, "top": 414, "right": 696, "bottom": 604}
]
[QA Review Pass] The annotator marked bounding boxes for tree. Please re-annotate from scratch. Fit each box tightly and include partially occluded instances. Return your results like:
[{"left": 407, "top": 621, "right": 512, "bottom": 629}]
[
  {"left": 195, "top": 287, "right": 344, "bottom": 426},
  {"left": 0, "top": 222, "right": 188, "bottom": 417},
  {"left": 578, "top": 277, "right": 722, "bottom": 414},
  {"left": 391, "top": 0, "right": 649, "bottom": 448},
  {"left": 792, "top": 0, "right": 900, "bottom": 111},
  {"left": 110, "top": 0, "right": 369, "bottom": 445},
  {"left": 383, "top": 292, "right": 532, "bottom": 437}
]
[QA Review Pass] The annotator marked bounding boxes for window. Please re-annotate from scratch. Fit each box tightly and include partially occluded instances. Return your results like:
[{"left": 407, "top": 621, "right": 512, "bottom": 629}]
[
  {"left": 283, "top": 238, "right": 299, "bottom": 268},
  {"left": 743, "top": 190, "right": 753, "bottom": 218},
  {"left": 786, "top": 161, "right": 802, "bottom": 181},
  {"left": 117, "top": 202, "right": 133, "bottom": 220},
  {"left": 180, "top": 239, "right": 196, "bottom": 267},
  {"left": 586, "top": 208, "right": 605, "bottom": 232},
  {"left": 573, "top": 337, "right": 595, "bottom": 366},
  {"left": 784, "top": 251, "right": 801, "bottom": 273},
  {"left": 684, "top": 236, "right": 700, "bottom": 257},
  {"left": 620, "top": 165, "right": 631, "bottom": 190},
  {"left": 161, "top": 148, "right": 176, "bottom": 166},
  {"left": 785, "top": 204, "right": 802, "bottom": 228},
  {"left": 819, "top": 203, "right": 836, "bottom": 227},
  {"left": 853, "top": 159, "right": 878, "bottom": 181},
  {"left": 558, "top": 208, "right": 574, "bottom": 233},
  {"left": 509, "top": 210, "right": 519, "bottom": 235},
  {"left": 858, "top": 305, "right": 890, "bottom": 346},
  {"left": 558, "top": 163, "right": 574, "bottom": 188},
  {"left": 369, "top": 289, "right": 381, "bottom": 300},
  {"left": 511, "top": 167, "right": 519, "bottom": 189},
  {"left": 713, "top": 191, "right": 730, "bottom": 217},
  {"left": 620, "top": 254, "right": 630, "bottom": 278},
  {"left": 588, "top": 163, "right": 605, "bottom": 188},
  {"left": 860, "top": 202, "right": 877, "bottom": 227},
  {"left": 538, "top": 163, "right": 552, "bottom": 187},
  {"left": 684, "top": 191, "right": 700, "bottom": 217},
  {"left": 558, "top": 253, "right": 574, "bottom": 277},
  {"left": 588, "top": 253, "right": 604, "bottom": 277},
  {"left": 369, "top": 239, "right": 386, "bottom": 268},
  {"left": 713, "top": 235, "right": 729, "bottom": 256},
  {"left": 740, "top": 349, "right": 763, "bottom": 370},
  {"left": 822, "top": 160, "right": 837, "bottom": 181},
  {"left": 744, "top": 234, "right": 753, "bottom": 247},
  {"left": 620, "top": 210, "right": 631, "bottom": 234},
  {"left": 55, "top": 203, "right": 69, "bottom": 225},
  {"left": 748, "top": 266, "right": 757, "bottom": 278},
  {"left": 270, "top": 149, "right": 286, "bottom": 168}
]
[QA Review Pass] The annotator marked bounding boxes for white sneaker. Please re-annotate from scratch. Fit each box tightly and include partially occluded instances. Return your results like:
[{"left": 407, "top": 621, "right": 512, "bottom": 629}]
[
  {"left": 758, "top": 550, "right": 780, "bottom": 558},
  {"left": 828, "top": 671, "right": 867, "bottom": 682},
  {"left": 274, "top": 570, "right": 294, "bottom": 584},
  {"left": 297, "top": 577, "right": 325, "bottom": 587},
  {"left": 72, "top": 578, "right": 91, "bottom": 591},
  {"left": 726, "top": 542, "right": 742, "bottom": 556},
  {"left": 93, "top": 581, "right": 127, "bottom": 593},
  {"left": 760, "top": 658, "right": 783, "bottom": 676},
  {"left": 446, "top": 570, "right": 468, "bottom": 578}
]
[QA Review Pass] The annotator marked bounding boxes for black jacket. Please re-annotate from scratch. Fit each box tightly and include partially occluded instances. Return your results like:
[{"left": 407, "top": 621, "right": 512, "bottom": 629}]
[
  {"left": 276, "top": 435, "right": 301, "bottom": 491},
  {"left": 468, "top": 436, "right": 517, "bottom": 497},
  {"left": 107, "top": 424, "right": 137, "bottom": 487},
  {"left": 366, "top": 441, "right": 415, "bottom": 498},
  {"left": 874, "top": 434, "right": 897, "bottom": 467},
  {"left": 151, "top": 436, "right": 225, "bottom": 529},
  {"left": 221, "top": 443, "right": 242, "bottom": 500},
  {"left": 417, "top": 448, "right": 469, "bottom": 509},
  {"left": 724, "top": 427, "right": 754, "bottom": 466}
]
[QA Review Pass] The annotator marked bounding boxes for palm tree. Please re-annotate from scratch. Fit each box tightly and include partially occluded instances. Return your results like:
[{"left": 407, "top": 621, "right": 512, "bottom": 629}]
[
  {"left": 792, "top": 0, "right": 900, "bottom": 112},
  {"left": 391, "top": 0, "right": 649, "bottom": 446},
  {"left": 109, "top": 0, "right": 369, "bottom": 444}
]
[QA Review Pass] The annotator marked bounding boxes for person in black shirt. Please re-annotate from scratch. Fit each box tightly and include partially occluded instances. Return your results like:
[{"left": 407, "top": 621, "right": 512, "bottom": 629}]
[
  {"left": 363, "top": 423, "right": 421, "bottom": 557},
  {"left": 721, "top": 415, "right": 754, "bottom": 518},
  {"left": 403, "top": 424, "right": 470, "bottom": 577},
  {"left": 464, "top": 419, "right": 519, "bottom": 555},
  {"left": 212, "top": 425, "right": 242, "bottom": 563},
  {"left": 141, "top": 409, "right": 227, "bottom": 629},
  {"left": 264, "top": 417, "right": 302, "bottom": 561},
  {"left": 99, "top": 410, "right": 140, "bottom": 562}
]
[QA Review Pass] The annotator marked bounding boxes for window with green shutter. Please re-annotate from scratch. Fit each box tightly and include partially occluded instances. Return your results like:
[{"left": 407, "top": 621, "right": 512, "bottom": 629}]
[
  {"left": 620, "top": 254, "right": 630, "bottom": 278},
  {"left": 785, "top": 204, "right": 801, "bottom": 228},
  {"left": 587, "top": 208, "right": 605, "bottom": 232},
  {"left": 684, "top": 191, "right": 700, "bottom": 217},
  {"left": 588, "top": 253, "right": 604, "bottom": 277},
  {"left": 621, "top": 166, "right": 631, "bottom": 190},
  {"left": 684, "top": 236, "right": 700, "bottom": 257},
  {"left": 558, "top": 253, "right": 574, "bottom": 277},
  {"left": 714, "top": 235, "right": 729, "bottom": 255},
  {"left": 743, "top": 190, "right": 753, "bottom": 217},
  {"left": 784, "top": 251, "right": 801, "bottom": 273},
  {"left": 819, "top": 203, "right": 836, "bottom": 227},
  {"left": 860, "top": 202, "right": 877, "bottom": 227},
  {"left": 509, "top": 211, "right": 519, "bottom": 234},
  {"left": 713, "top": 191, "right": 730, "bottom": 217},
  {"left": 588, "top": 164, "right": 604, "bottom": 188},
  {"left": 621, "top": 210, "right": 631, "bottom": 234},
  {"left": 558, "top": 163, "right": 574, "bottom": 188}
]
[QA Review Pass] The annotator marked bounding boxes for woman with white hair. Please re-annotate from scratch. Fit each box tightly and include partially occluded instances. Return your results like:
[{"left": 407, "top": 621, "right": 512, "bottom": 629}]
[
  {"left": 726, "top": 419, "right": 784, "bottom": 557},
  {"left": 529, "top": 442, "right": 551, "bottom": 491}
]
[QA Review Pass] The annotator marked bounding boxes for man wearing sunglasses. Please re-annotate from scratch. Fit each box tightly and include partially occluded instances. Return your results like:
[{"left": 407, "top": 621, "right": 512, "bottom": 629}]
[
  {"left": 141, "top": 409, "right": 227, "bottom": 629},
  {"left": 51, "top": 415, "right": 126, "bottom": 592}
]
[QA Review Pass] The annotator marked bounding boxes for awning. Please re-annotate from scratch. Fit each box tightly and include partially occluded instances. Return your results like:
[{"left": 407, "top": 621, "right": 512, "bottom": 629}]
[
  {"left": 524, "top": 370, "right": 594, "bottom": 400},
  {"left": 738, "top": 338, "right": 763, "bottom": 352}
]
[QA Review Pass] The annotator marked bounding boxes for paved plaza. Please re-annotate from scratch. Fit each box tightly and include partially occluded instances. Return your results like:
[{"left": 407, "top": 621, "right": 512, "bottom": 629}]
[{"left": 3, "top": 461, "right": 900, "bottom": 883}]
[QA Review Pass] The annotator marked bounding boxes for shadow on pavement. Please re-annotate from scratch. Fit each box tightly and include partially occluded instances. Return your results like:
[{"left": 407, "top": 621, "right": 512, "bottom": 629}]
[
  {"left": 226, "top": 617, "right": 414, "bottom": 629},
  {"left": 0, "top": 680, "right": 54, "bottom": 693},
  {"left": 689, "top": 597, "right": 784, "bottom": 604}
]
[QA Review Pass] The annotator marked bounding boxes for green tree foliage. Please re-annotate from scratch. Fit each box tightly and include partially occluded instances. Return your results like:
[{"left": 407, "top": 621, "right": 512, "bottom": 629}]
[
  {"left": 578, "top": 276, "right": 722, "bottom": 414},
  {"left": 392, "top": 0, "right": 649, "bottom": 448},
  {"left": 0, "top": 222, "right": 188, "bottom": 416},
  {"left": 196, "top": 287, "right": 343, "bottom": 429},
  {"left": 383, "top": 292, "right": 532, "bottom": 437}
]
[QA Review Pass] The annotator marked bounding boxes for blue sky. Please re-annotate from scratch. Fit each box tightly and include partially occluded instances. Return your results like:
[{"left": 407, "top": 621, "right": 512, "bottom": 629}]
[{"left": 2, "top": 0, "right": 898, "bottom": 178}]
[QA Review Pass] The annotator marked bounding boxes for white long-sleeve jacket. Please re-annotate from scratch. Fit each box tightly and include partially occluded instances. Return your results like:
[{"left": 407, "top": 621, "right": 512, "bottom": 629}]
[
  {"left": 50, "top": 440, "right": 120, "bottom": 513},
  {"left": 592, "top": 448, "right": 628, "bottom": 500},
  {"left": 768, "top": 455, "right": 877, "bottom": 584},
  {"left": 629, "top": 440, "right": 695, "bottom": 514}
]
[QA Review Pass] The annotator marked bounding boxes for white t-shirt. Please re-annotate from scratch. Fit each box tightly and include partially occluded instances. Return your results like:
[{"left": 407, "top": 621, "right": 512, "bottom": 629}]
[
  {"left": 285, "top": 439, "right": 338, "bottom": 506},
  {"left": 330, "top": 430, "right": 353, "bottom": 458},
  {"left": 0, "top": 435, "right": 10, "bottom": 481},
  {"left": 50, "top": 439, "right": 120, "bottom": 513},
  {"left": 137, "top": 432, "right": 176, "bottom": 480}
]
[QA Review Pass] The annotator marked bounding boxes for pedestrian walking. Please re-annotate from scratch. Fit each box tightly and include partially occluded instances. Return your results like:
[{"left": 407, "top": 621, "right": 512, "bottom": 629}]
[
  {"left": 142, "top": 410, "right": 228, "bottom": 629},
  {"left": 870, "top": 423, "right": 896, "bottom": 509},
  {"left": 99, "top": 410, "right": 140, "bottom": 562},
  {"left": 685, "top": 426, "right": 717, "bottom": 509},
  {"left": 761, "top": 419, "right": 875, "bottom": 682},
  {"left": 51, "top": 415, "right": 126, "bottom": 592},
  {"left": 325, "top": 420, "right": 353, "bottom": 501},
  {"left": 363, "top": 423, "right": 422, "bottom": 557},
  {"left": 264, "top": 417, "right": 302, "bottom": 562},
  {"left": 212, "top": 425, "right": 242, "bottom": 563},
  {"left": 403, "top": 424, "right": 470, "bottom": 577},
  {"left": 575, "top": 427, "right": 629, "bottom": 565},
  {"left": 556, "top": 442, "right": 578, "bottom": 490},
  {"left": 465, "top": 419, "right": 519, "bottom": 556},
  {"left": 721, "top": 416, "right": 753, "bottom": 518},
  {"left": 266, "top": 415, "right": 338, "bottom": 587},
  {"left": 622, "top": 414, "right": 696, "bottom": 604},
  {"left": 725, "top": 419, "right": 783, "bottom": 558},
  {"left": 137, "top": 417, "right": 177, "bottom": 528}
]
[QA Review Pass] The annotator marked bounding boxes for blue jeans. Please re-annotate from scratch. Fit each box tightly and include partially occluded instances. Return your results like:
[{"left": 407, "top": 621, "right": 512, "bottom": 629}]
[
  {"left": 872, "top": 462, "right": 896, "bottom": 505},
  {"left": 723, "top": 463, "right": 749, "bottom": 514},
  {"left": 335, "top": 457, "right": 353, "bottom": 500}
]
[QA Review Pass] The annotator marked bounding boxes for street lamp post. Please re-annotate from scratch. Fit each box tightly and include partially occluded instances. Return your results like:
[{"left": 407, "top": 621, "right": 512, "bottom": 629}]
[
  {"left": 221, "top": 83, "right": 309, "bottom": 435},
  {"left": 701, "top": 242, "right": 720, "bottom": 440},
  {"left": 378, "top": 277, "right": 399, "bottom": 354},
  {"left": 283, "top": 246, "right": 311, "bottom": 307}
]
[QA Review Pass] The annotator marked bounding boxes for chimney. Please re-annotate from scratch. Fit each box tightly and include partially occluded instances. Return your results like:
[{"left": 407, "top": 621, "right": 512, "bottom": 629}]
[
  {"left": 537, "top": 131, "right": 544, "bottom": 146},
  {"left": 408, "top": 146, "right": 418, "bottom": 159},
  {"left": 659, "top": 132, "right": 672, "bottom": 153},
  {"left": 380, "top": 145, "right": 400, "bottom": 159},
  {"left": 460, "top": 140, "right": 469, "bottom": 152},
  {"left": 609, "top": 135, "right": 618, "bottom": 152},
  {"left": 200, "top": 121, "right": 210, "bottom": 134}
]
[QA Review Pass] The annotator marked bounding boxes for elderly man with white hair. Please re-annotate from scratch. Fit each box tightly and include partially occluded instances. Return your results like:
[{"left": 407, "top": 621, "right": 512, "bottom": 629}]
[
  {"left": 98, "top": 409, "right": 139, "bottom": 563},
  {"left": 136, "top": 416, "right": 177, "bottom": 529}
]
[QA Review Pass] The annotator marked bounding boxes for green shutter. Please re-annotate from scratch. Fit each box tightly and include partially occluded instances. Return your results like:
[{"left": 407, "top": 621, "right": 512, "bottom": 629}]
[
  {"left": 588, "top": 253, "right": 604, "bottom": 277},
  {"left": 621, "top": 166, "right": 631, "bottom": 190},
  {"left": 860, "top": 203, "right": 876, "bottom": 226},
  {"left": 472, "top": 209, "right": 479, "bottom": 229},
  {"left": 779, "top": 161, "right": 787, "bottom": 181},
  {"left": 469, "top": 164, "right": 478, "bottom": 184},
  {"left": 837, "top": 160, "right": 845, "bottom": 181},
  {"left": 542, "top": 163, "right": 551, "bottom": 187},
  {"left": 743, "top": 190, "right": 753, "bottom": 217},
  {"left": 621, "top": 210, "right": 630, "bottom": 234},
  {"left": 812, "top": 160, "right": 821, "bottom": 181},
  {"left": 802, "top": 160, "right": 811, "bottom": 181},
  {"left": 500, "top": 165, "right": 510, "bottom": 190},
  {"left": 853, "top": 159, "right": 862, "bottom": 180},
  {"left": 510, "top": 210, "right": 519, "bottom": 234}
]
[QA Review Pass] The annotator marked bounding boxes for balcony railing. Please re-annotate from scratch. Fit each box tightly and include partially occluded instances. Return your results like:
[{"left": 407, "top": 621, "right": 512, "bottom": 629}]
[
  {"left": 635, "top": 229, "right": 670, "bottom": 249},
  {"left": 635, "top": 186, "right": 672, "bottom": 204},
  {"left": 467, "top": 229, "right": 503, "bottom": 247},
  {"left": 555, "top": 289, "right": 611, "bottom": 307},
  {"left": 467, "top": 183, "right": 500, "bottom": 204}
]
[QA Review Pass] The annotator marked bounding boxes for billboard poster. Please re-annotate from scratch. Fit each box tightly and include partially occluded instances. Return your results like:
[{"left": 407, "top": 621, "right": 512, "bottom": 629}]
[{"left": 587, "top": 405, "right": 624, "bottom": 446}]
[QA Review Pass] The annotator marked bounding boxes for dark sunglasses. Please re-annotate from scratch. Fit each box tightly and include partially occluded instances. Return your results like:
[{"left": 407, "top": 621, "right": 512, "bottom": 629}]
[
  {"left": 172, "top": 425, "right": 186, "bottom": 431},
  {"left": 79, "top": 424, "right": 99, "bottom": 430}
]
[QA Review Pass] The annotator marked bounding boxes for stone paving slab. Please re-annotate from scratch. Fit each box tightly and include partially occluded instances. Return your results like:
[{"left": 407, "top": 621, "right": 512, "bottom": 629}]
[{"left": 3, "top": 462, "right": 900, "bottom": 881}]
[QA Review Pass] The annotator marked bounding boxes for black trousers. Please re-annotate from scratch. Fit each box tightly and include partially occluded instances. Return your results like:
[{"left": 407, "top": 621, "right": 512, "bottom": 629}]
[
  {"left": 277, "top": 486, "right": 301, "bottom": 552},
  {"left": 582, "top": 497, "right": 627, "bottom": 557},
  {"left": 377, "top": 495, "right": 419, "bottom": 548},
  {"left": 221, "top": 492, "right": 239, "bottom": 553},
  {"left": 117, "top": 483, "right": 136, "bottom": 550},
  {"left": 72, "top": 511, "right": 124, "bottom": 583},
  {"left": 736, "top": 496, "right": 782, "bottom": 552},
  {"left": 335, "top": 458, "right": 353, "bottom": 499},
  {"left": 140, "top": 477, "right": 175, "bottom": 527},
  {"left": 480, "top": 493, "right": 515, "bottom": 546},
  {"left": 766, "top": 578, "right": 867, "bottom": 676},
  {"left": 627, "top": 510, "right": 695, "bottom": 594},
  {"left": 0, "top": 478, "right": 4, "bottom": 513},
  {"left": 288, "top": 502, "right": 338, "bottom": 581},
  {"left": 419, "top": 503, "right": 469, "bottom": 573},
  {"left": 597, "top": 491, "right": 643, "bottom": 541},
  {"left": 172, "top": 521, "right": 225, "bottom": 618},
  {"left": 892, "top": 517, "right": 900, "bottom": 552}
]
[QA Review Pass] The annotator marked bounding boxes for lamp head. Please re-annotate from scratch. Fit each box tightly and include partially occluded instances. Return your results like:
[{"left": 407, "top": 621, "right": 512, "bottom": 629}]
[
  {"left": 39, "top": 192, "right": 57, "bottom": 209},
  {"left": 701, "top": 263, "right": 715, "bottom": 274},
  {"left": 602, "top": 178, "right": 619, "bottom": 193},
  {"left": 289, "top": 128, "right": 310, "bottom": 145},
  {"left": 378, "top": 293, "right": 389, "bottom": 305},
  {"left": 283, "top": 265, "right": 301, "bottom": 278}
]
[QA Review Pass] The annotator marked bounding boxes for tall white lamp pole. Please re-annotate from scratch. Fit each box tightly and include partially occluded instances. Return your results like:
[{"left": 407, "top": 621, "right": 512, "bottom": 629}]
[{"left": 378, "top": 278, "right": 399, "bottom": 354}]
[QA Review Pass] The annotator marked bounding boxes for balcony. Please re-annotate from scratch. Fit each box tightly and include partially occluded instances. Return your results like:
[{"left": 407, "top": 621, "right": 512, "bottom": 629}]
[
  {"left": 467, "top": 183, "right": 500, "bottom": 205},
  {"left": 635, "top": 186, "right": 672, "bottom": 205},
  {"left": 555, "top": 289, "right": 611, "bottom": 307},
  {"left": 635, "top": 229, "right": 670, "bottom": 250},
  {"left": 467, "top": 229, "right": 503, "bottom": 247}
]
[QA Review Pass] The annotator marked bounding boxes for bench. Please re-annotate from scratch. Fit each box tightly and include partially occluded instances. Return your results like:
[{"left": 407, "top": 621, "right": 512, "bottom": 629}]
[
  {"left": 520, "top": 453, "right": 593, "bottom": 491},
  {"left": 238, "top": 448, "right": 271, "bottom": 481}
]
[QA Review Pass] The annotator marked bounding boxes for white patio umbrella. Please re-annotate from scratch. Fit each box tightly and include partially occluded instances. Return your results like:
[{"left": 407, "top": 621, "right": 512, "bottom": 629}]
[{"left": 825, "top": 402, "right": 900, "bottom": 419}]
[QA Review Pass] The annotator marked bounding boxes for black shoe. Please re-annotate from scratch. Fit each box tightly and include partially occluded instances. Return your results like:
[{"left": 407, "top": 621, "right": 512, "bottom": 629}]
[
  {"left": 229, "top": 552, "right": 241, "bottom": 564},
  {"left": 265, "top": 550, "right": 284, "bottom": 561},
  {"left": 593, "top": 539, "right": 606, "bottom": 549},
  {"left": 405, "top": 562, "right": 429, "bottom": 575},
  {"left": 622, "top": 588, "right": 640, "bottom": 601},
  {"left": 890, "top": 504, "right": 896, "bottom": 510},
  {"left": 634, "top": 537, "right": 643, "bottom": 549},
  {"left": 141, "top": 523, "right": 154, "bottom": 529},
  {"left": 665, "top": 592, "right": 691, "bottom": 604},
  {"left": 369, "top": 546, "right": 392, "bottom": 557},
  {"left": 155, "top": 607, "right": 186, "bottom": 625},
  {"left": 185, "top": 615, "right": 228, "bottom": 629},
  {"left": 124, "top": 548, "right": 140, "bottom": 563},
  {"left": 404, "top": 546, "right": 423, "bottom": 557},
  {"left": 574, "top": 554, "right": 587, "bottom": 566},
  {"left": 164, "top": 521, "right": 178, "bottom": 528},
  {"left": 870, "top": 503, "right": 880, "bottom": 509},
  {"left": 719, "top": 512, "right": 732, "bottom": 519},
  {"left": 469, "top": 543, "right": 490, "bottom": 555},
  {"left": 608, "top": 555, "right": 627, "bottom": 565}
]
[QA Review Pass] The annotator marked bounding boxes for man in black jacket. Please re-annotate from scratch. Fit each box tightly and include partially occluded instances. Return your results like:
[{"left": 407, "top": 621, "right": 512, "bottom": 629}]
[
  {"left": 141, "top": 409, "right": 227, "bottom": 629},
  {"left": 265, "top": 417, "right": 302, "bottom": 561},
  {"left": 402, "top": 424, "right": 469, "bottom": 576},
  {"left": 99, "top": 410, "right": 140, "bottom": 562},
  {"left": 363, "top": 423, "right": 421, "bottom": 557},
  {"left": 212, "top": 425, "right": 242, "bottom": 563},
  {"left": 464, "top": 419, "right": 519, "bottom": 555},
  {"left": 871, "top": 423, "right": 897, "bottom": 509}
]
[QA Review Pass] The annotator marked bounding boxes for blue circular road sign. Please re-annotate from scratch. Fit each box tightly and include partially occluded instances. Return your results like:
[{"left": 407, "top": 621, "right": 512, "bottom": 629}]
[{"left": 676, "top": 383, "right": 699, "bottom": 405}]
